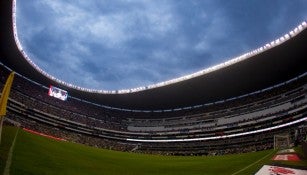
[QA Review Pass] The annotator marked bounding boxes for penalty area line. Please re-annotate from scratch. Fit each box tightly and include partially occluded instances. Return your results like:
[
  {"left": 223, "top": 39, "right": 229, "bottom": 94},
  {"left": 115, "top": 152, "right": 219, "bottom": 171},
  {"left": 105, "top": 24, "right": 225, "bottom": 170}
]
[
  {"left": 230, "top": 150, "right": 275, "bottom": 175},
  {"left": 3, "top": 128, "right": 19, "bottom": 175}
]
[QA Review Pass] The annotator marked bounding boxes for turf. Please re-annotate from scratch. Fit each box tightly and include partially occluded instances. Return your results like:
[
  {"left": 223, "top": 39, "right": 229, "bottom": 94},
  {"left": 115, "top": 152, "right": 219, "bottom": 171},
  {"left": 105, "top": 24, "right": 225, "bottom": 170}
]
[
  {"left": 0, "top": 126, "right": 277, "bottom": 175},
  {"left": 0, "top": 126, "right": 16, "bottom": 174}
]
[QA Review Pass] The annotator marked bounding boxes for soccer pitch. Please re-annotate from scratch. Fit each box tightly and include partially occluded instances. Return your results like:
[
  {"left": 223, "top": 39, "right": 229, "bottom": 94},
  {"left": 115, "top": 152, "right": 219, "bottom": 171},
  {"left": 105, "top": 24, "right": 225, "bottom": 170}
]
[{"left": 1, "top": 126, "right": 275, "bottom": 175}]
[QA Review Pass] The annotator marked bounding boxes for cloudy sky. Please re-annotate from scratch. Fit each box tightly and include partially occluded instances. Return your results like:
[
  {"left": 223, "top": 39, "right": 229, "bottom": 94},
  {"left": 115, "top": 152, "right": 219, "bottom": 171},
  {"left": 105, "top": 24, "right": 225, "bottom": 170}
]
[{"left": 16, "top": 0, "right": 307, "bottom": 90}]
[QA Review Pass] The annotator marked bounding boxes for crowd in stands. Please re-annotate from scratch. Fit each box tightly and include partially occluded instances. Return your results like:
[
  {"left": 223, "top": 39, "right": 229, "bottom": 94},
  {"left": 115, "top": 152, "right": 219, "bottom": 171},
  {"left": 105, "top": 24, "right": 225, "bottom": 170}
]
[
  {"left": 1, "top": 63, "right": 307, "bottom": 156},
  {"left": 5, "top": 114, "right": 135, "bottom": 152}
]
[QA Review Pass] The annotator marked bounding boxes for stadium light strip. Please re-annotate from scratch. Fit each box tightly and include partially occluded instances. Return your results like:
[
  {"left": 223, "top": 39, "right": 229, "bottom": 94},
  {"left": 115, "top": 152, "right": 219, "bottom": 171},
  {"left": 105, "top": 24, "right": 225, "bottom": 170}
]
[
  {"left": 11, "top": 0, "right": 307, "bottom": 94},
  {"left": 126, "top": 117, "right": 307, "bottom": 143}
]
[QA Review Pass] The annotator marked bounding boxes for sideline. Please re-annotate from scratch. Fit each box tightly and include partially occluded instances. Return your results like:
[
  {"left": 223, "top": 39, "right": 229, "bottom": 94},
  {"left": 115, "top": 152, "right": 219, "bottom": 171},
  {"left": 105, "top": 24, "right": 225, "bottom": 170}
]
[
  {"left": 230, "top": 150, "right": 275, "bottom": 175},
  {"left": 3, "top": 128, "right": 19, "bottom": 175}
]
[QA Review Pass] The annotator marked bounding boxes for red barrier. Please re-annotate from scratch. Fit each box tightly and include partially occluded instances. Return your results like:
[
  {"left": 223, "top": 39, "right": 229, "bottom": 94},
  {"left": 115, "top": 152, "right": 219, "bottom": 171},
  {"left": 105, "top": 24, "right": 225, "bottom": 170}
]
[
  {"left": 23, "top": 128, "right": 66, "bottom": 141},
  {"left": 272, "top": 154, "right": 300, "bottom": 161}
]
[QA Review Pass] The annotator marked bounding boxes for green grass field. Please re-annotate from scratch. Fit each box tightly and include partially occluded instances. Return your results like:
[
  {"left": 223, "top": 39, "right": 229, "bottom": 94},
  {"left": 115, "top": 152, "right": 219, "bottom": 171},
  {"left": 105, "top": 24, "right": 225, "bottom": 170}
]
[{"left": 0, "top": 126, "right": 297, "bottom": 175}]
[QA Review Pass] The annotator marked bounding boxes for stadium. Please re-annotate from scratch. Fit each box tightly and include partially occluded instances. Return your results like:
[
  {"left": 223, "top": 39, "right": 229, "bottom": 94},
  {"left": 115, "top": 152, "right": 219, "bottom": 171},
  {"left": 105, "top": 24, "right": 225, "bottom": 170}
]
[{"left": 1, "top": 0, "right": 307, "bottom": 174}]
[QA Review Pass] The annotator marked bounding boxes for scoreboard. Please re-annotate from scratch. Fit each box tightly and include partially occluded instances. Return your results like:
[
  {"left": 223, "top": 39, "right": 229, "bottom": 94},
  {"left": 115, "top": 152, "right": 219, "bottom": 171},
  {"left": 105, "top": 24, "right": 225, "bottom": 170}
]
[{"left": 48, "top": 85, "right": 68, "bottom": 101}]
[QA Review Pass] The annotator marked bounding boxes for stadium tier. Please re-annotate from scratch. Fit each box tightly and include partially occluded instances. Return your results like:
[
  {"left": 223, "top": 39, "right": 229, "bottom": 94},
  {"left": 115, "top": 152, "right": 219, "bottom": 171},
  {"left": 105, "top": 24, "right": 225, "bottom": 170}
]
[
  {"left": 1, "top": 64, "right": 307, "bottom": 155},
  {"left": 0, "top": 0, "right": 307, "bottom": 156}
]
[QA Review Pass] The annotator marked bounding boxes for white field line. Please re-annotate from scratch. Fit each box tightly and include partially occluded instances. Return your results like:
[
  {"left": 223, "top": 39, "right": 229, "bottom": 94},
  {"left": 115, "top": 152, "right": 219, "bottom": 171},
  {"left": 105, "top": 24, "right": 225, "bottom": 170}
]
[
  {"left": 231, "top": 151, "right": 275, "bottom": 175},
  {"left": 3, "top": 128, "right": 19, "bottom": 175}
]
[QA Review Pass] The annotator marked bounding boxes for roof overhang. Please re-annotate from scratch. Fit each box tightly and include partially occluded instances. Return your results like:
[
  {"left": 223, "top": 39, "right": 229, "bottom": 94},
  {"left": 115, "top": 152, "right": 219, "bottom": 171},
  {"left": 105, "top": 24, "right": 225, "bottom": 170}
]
[{"left": 1, "top": 0, "right": 306, "bottom": 110}]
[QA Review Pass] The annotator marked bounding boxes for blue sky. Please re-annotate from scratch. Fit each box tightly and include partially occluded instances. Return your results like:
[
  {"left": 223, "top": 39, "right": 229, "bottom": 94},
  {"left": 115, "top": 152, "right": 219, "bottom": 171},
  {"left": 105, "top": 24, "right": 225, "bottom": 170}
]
[{"left": 16, "top": 0, "right": 307, "bottom": 90}]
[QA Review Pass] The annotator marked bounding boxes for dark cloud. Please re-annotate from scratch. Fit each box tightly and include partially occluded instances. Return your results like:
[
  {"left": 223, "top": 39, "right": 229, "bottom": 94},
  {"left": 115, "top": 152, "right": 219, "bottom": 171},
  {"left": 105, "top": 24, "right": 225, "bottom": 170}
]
[{"left": 16, "top": 0, "right": 307, "bottom": 90}]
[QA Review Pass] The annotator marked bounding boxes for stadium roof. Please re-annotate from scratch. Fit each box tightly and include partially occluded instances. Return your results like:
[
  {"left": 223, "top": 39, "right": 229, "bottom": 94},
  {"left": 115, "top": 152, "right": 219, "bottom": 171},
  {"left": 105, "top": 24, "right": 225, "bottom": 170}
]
[{"left": 1, "top": 0, "right": 307, "bottom": 111}]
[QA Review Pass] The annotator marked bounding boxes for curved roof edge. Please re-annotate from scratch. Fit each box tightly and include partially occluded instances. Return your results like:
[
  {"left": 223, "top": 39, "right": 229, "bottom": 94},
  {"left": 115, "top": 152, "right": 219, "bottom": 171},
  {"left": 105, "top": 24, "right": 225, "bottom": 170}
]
[
  {"left": 1, "top": 0, "right": 307, "bottom": 110},
  {"left": 11, "top": 0, "right": 307, "bottom": 94}
]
